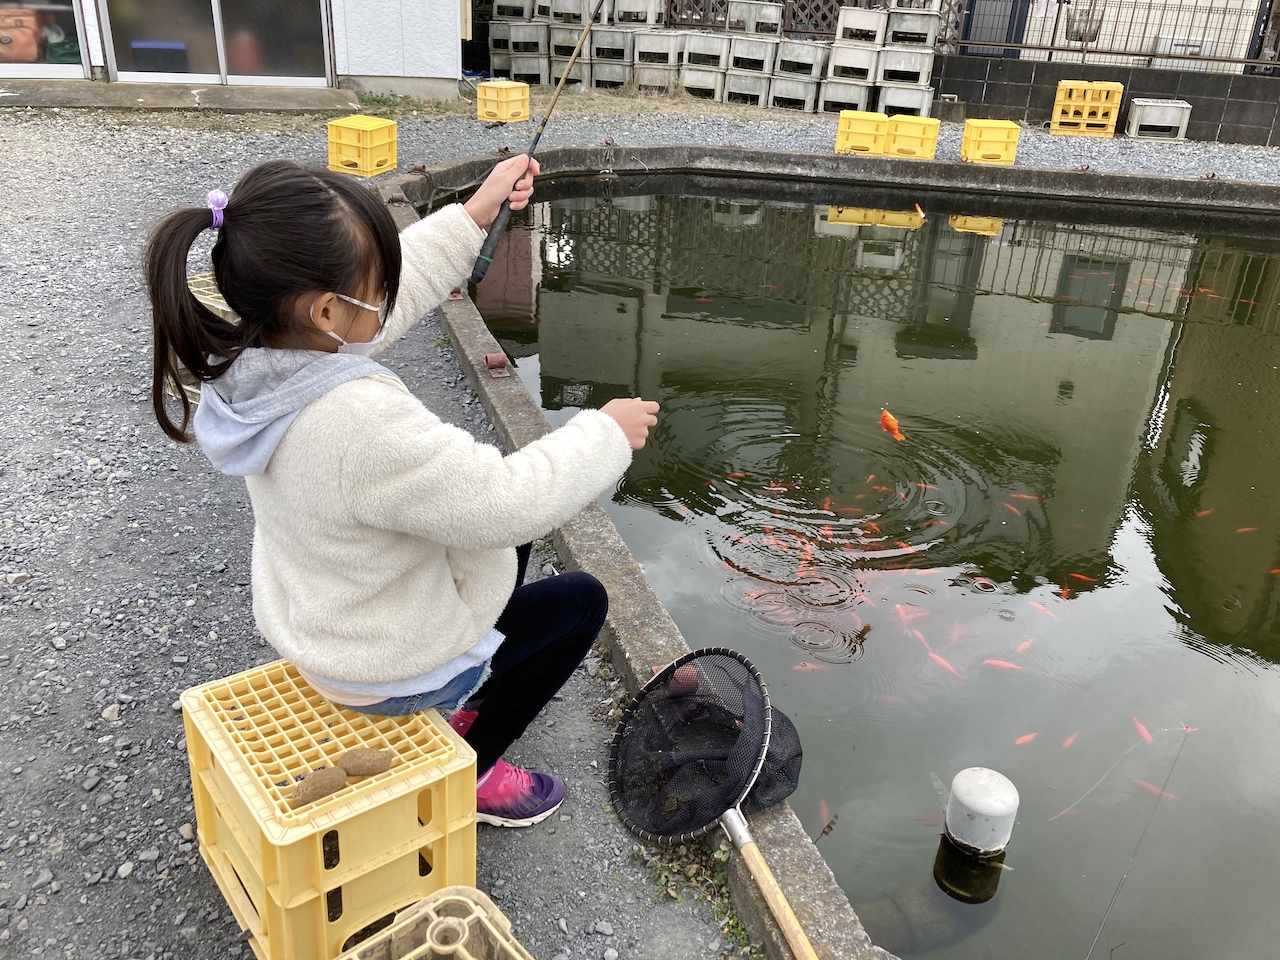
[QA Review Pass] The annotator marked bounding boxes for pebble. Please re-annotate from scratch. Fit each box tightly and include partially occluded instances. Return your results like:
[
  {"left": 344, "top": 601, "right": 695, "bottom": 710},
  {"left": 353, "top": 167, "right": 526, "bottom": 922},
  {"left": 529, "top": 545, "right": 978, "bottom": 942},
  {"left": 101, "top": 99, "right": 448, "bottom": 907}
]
[
  {"left": 32, "top": 869, "right": 53, "bottom": 890},
  {"left": 604, "top": 949, "right": 619, "bottom": 960},
  {"left": 81, "top": 775, "right": 101, "bottom": 792},
  {"left": 100, "top": 703, "right": 120, "bottom": 722},
  {"left": 139, "top": 847, "right": 160, "bottom": 862},
  {"left": 595, "top": 920, "right": 614, "bottom": 936},
  {"left": 6, "top": 572, "right": 29, "bottom": 585},
  {"left": 116, "top": 861, "right": 134, "bottom": 879},
  {"left": 178, "top": 822, "right": 194, "bottom": 841},
  {"left": 558, "top": 917, "right": 570, "bottom": 935}
]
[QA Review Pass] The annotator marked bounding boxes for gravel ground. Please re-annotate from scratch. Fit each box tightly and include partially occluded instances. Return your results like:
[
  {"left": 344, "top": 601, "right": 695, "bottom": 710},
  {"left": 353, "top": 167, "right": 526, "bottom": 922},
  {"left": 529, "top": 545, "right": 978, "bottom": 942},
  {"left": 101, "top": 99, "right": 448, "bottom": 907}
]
[{"left": 2, "top": 98, "right": 1279, "bottom": 960}]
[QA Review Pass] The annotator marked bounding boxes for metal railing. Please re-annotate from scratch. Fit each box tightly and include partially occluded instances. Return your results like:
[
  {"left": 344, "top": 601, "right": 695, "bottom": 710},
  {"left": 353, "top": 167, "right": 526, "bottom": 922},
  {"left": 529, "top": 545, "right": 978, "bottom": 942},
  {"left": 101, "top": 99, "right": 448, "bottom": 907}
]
[{"left": 941, "top": 0, "right": 1280, "bottom": 74}]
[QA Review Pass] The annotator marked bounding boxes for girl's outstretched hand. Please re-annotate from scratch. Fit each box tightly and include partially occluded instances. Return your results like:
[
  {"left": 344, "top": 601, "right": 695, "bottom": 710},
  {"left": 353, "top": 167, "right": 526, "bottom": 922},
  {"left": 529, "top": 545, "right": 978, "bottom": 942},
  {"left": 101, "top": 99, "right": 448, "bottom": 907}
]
[
  {"left": 602, "top": 398, "right": 660, "bottom": 450},
  {"left": 464, "top": 154, "right": 541, "bottom": 230}
]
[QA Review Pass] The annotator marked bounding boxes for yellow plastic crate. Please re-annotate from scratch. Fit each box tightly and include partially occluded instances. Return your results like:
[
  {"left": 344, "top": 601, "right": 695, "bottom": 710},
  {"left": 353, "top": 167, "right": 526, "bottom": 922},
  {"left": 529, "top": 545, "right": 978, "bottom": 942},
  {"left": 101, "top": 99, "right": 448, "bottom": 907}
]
[
  {"left": 1050, "top": 80, "right": 1122, "bottom": 137},
  {"left": 335, "top": 887, "right": 535, "bottom": 960},
  {"left": 949, "top": 215, "right": 1004, "bottom": 236},
  {"left": 885, "top": 115, "right": 939, "bottom": 159},
  {"left": 960, "top": 118, "right": 1020, "bottom": 165},
  {"left": 182, "top": 661, "right": 477, "bottom": 960},
  {"left": 877, "top": 208, "right": 926, "bottom": 230},
  {"left": 188, "top": 272, "right": 238, "bottom": 322},
  {"left": 327, "top": 116, "right": 398, "bottom": 177},
  {"left": 835, "top": 110, "right": 889, "bottom": 155},
  {"left": 476, "top": 80, "right": 530, "bottom": 122},
  {"left": 827, "top": 205, "right": 881, "bottom": 226}
]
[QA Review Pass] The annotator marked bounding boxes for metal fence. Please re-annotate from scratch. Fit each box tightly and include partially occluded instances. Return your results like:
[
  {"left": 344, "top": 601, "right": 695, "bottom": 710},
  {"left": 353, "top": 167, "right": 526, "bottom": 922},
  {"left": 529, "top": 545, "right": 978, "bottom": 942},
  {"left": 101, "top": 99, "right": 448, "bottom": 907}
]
[{"left": 942, "top": 0, "right": 1280, "bottom": 73}]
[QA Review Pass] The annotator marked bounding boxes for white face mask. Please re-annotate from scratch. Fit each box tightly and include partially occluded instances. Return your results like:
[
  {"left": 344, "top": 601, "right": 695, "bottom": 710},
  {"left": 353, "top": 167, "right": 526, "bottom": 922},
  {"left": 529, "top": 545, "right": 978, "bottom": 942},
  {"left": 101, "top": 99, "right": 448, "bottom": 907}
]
[{"left": 314, "top": 292, "right": 389, "bottom": 356}]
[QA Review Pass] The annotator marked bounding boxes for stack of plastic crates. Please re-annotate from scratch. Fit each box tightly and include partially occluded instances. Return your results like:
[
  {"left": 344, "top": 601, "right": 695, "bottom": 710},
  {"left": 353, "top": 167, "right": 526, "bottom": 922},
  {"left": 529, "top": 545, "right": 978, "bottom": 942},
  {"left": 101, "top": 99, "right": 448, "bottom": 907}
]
[
  {"left": 182, "top": 661, "right": 477, "bottom": 960},
  {"left": 1050, "top": 80, "right": 1123, "bottom": 137},
  {"left": 334, "top": 887, "right": 534, "bottom": 960}
]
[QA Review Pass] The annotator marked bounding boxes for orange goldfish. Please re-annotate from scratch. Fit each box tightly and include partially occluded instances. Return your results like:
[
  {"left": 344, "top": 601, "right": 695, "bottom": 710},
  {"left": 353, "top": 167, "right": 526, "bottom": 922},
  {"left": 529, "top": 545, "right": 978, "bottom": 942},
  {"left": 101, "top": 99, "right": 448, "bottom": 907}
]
[
  {"left": 1062, "top": 732, "right": 1078, "bottom": 749},
  {"left": 880, "top": 409, "right": 905, "bottom": 441},
  {"left": 917, "top": 483, "right": 940, "bottom": 491},
  {"left": 872, "top": 484, "right": 894, "bottom": 494},
  {"left": 1029, "top": 602, "right": 1059, "bottom": 620},
  {"left": 912, "top": 629, "right": 931, "bottom": 651},
  {"left": 1000, "top": 502, "right": 1022, "bottom": 517},
  {"left": 1015, "top": 732, "right": 1039, "bottom": 746},
  {"left": 928, "top": 652, "right": 961, "bottom": 678},
  {"left": 818, "top": 799, "right": 830, "bottom": 823},
  {"left": 1271, "top": 569, "right": 1280, "bottom": 576},
  {"left": 1237, "top": 526, "right": 1259, "bottom": 533},
  {"left": 1133, "top": 779, "right": 1177, "bottom": 800},
  {"left": 794, "top": 661, "right": 827, "bottom": 672},
  {"left": 984, "top": 659, "right": 1024, "bottom": 671},
  {"left": 1132, "top": 716, "right": 1153, "bottom": 744},
  {"left": 1016, "top": 639, "right": 1035, "bottom": 653},
  {"left": 866, "top": 474, "right": 876, "bottom": 483},
  {"left": 694, "top": 296, "right": 715, "bottom": 303},
  {"left": 822, "top": 496, "right": 832, "bottom": 512},
  {"left": 1010, "top": 493, "right": 1044, "bottom": 501},
  {"left": 895, "top": 603, "right": 928, "bottom": 623},
  {"left": 1058, "top": 585, "right": 1072, "bottom": 600},
  {"left": 1195, "top": 508, "right": 1214, "bottom": 518},
  {"left": 1069, "top": 573, "right": 1098, "bottom": 583}
]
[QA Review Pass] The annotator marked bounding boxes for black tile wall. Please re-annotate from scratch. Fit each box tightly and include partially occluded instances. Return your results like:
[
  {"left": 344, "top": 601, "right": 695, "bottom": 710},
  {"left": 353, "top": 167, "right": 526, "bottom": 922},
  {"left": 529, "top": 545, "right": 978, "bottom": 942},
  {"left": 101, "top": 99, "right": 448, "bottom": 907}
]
[{"left": 935, "top": 55, "right": 1280, "bottom": 146}]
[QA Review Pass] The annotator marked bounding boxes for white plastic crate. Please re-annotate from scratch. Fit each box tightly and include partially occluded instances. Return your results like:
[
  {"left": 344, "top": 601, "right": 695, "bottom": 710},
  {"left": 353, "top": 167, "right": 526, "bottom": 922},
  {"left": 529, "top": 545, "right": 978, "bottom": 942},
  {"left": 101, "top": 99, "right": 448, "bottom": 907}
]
[
  {"left": 724, "top": 69, "right": 770, "bottom": 105},
  {"left": 612, "top": 0, "right": 664, "bottom": 25},
  {"left": 502, "top": 22, "right": 550, "bottom": 55},
  {"left": 550, "top": 23, "right": 590, "bottom": 58},
  {"left": 729, "top": 35, "right": 778, "bottom": 73},
  {"left": 836, "top": 7, "right": 888, "bottom": 46},
  {"left": 769, "top": 75, "right": 818, "bottom": 111},
  {"left": 549, "top": 0, "right": 612, "bottom": 24},
  {"left": 550, "top": 56, "right": 592, "bottom": 84},
  {"left": 591, "top": 26, "right": 637, "bottom": 62},
  {"left": 531, "top": 0, "right": 552, "bottom": 20},
  {"left": 886, "top": 9, "right": 940, "bottom": 46},
  {"left": 493, "top": 0, "right": 535, "bottom": 19},
  {"left": 879, "top": 81, "right": 933, "bottom": 117},
  {"left": 634, "top": 28, "right": 685, "bottom": 65},
  {"left": 713, "top": 201, "right": 763, "bottom": 229},
  {"left": 684, "top": 32, "right": 731, "bottom": 69},
  {"left": 612, "top": 195, "right": 654, "bottom": 212},
  {"left": 814, "top": 208, "right": 861, "bottom": 239},
  {"left": 877, "top": 45, "right": 934, "bottom": 85},
  {"left": 592, "top": 60, "right": 632, "bottom": 87},
  {"left": 726, "top": 0, "right": 782, "bottom": 34},
  {"left": 819, "top": 78, "right": 875, "bottom": 113},
  {"left": 857, "top": 230, "right": 907, "bottom": 272},
  {"left": 509, "top": 54, "right": 550, "bottom": 84},
  {"left": 827, "top": 44, "right": 877, "bottom": 82},
  {"left": 775, "top": 39, "right": 830, "bottom": 79},
  {"left": 681, "top": 64, "right": 726, "bottom": 99},
  {"left": 1125, "top": 98, "right": 1192, "bottom": 140},
  {"left": 489, "top": 51, "right": 512, "bottom": 78},
  {"left": 891, "top": 0, "right": 942, "bottom": 9},
  {"left": 489, "top": 22, "right": 511, "bottom": 51},
  {"left": 634, "top": 63, "right": 680, "bottom": 90}
]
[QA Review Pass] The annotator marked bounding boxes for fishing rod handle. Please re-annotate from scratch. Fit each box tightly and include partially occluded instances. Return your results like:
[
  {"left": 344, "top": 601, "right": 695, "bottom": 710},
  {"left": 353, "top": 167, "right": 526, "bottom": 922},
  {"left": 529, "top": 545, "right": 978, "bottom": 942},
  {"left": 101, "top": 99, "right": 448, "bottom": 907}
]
[{"left": 470, "top": 200, "right": 514, "bottom": 285}]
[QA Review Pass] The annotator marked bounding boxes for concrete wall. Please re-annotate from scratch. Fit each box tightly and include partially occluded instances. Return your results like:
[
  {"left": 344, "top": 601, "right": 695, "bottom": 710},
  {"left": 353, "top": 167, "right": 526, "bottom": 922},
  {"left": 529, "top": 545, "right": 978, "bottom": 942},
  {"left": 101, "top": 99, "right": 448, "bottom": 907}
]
[
  {"left": 935, "top": 53, "right": 1280, "bottom": 146},
  {"left": 332, "top": 0, "right": 461, "bottom": 97}
]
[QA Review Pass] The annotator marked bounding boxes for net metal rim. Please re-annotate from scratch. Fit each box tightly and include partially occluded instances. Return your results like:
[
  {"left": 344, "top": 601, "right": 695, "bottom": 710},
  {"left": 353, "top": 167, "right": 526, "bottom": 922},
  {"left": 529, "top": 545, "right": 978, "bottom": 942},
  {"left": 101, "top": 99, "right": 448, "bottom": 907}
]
[{"left": 607, "top": 646, "right": 773, "bottom": 846}]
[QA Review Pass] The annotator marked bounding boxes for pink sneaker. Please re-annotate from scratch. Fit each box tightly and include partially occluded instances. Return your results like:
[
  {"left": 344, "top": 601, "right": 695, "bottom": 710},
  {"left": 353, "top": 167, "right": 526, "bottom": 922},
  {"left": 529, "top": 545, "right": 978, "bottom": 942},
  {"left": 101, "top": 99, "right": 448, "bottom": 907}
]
[
  {"left": 475, "top": 758, "right": 566, "bottom": 827},
  {"left": 449, "top": 708, "right": 478, "bottom": 737}
]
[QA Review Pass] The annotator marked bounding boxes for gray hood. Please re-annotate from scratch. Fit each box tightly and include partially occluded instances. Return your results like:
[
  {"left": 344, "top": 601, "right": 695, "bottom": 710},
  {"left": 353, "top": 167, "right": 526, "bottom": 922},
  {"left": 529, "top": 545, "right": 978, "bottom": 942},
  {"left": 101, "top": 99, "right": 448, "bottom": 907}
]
[{"left": 192, "top": 348, "right": 401, "bottom": 476}]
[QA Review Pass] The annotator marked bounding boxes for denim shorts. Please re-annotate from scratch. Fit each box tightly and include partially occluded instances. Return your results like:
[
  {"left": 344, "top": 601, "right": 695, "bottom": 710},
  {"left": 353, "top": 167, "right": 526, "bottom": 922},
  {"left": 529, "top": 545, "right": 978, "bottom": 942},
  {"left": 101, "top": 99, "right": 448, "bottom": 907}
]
[{"left": 341, "top": 661, "right": 488, "bottom": 717}]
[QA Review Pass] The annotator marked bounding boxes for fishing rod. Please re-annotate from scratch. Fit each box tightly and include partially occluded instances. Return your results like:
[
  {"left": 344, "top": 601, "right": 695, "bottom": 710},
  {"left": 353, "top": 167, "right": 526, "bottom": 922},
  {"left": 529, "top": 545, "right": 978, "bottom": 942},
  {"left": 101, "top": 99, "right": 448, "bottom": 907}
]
[{"left": 469, "top": 0, "right": 606, "bottom": 284}]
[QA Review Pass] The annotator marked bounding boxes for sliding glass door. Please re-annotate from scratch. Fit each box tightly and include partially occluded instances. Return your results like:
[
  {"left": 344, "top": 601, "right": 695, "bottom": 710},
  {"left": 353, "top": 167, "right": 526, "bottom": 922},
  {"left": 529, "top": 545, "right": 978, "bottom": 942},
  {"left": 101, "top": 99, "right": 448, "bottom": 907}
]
[{"left": 99, "top": 0, "right": 329, "bottom": 85}]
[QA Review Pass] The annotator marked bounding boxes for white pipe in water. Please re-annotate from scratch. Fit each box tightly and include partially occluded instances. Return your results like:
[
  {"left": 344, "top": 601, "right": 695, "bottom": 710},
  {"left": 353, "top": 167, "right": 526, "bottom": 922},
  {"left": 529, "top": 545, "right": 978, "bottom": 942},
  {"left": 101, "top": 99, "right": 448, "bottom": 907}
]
[{"left": 945, "top": 767, "right": 1019, "bottom": 857}]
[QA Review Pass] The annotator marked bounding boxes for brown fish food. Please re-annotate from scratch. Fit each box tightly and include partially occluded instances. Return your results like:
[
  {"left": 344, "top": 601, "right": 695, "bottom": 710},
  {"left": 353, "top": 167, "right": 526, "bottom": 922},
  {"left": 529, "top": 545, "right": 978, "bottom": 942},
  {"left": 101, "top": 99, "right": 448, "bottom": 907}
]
[
  {"left": 290, "top": 766, "right": 348, "bottom": 807},
  {"left": 338, "top": 748, "right": 394, "bottom": 777}
]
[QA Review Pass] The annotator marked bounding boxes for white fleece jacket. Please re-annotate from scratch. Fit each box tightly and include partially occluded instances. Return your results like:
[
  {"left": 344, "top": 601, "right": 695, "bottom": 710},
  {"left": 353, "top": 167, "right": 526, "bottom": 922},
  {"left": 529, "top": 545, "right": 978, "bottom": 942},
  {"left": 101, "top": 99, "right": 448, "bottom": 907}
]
[{"left": 243, "top": 204, "right": 634, "bottom": 684}]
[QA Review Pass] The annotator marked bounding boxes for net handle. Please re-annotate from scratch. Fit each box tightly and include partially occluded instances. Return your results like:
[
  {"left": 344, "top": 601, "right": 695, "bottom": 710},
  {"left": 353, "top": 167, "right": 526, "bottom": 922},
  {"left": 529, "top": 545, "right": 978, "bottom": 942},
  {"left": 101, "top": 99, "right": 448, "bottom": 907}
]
[{"left": 607, "top": 647, "right": 773, "bottom": 845}]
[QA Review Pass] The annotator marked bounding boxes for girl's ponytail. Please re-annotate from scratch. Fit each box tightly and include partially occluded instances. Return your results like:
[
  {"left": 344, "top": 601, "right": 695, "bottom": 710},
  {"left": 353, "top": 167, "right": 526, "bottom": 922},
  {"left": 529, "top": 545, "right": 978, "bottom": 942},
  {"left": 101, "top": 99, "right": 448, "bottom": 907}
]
[
  {"left": 145, "top": 208, "right": 242, "bottom": 442},
  {"left": 145, "top": 160, "right": 402, "bottom": 444}
]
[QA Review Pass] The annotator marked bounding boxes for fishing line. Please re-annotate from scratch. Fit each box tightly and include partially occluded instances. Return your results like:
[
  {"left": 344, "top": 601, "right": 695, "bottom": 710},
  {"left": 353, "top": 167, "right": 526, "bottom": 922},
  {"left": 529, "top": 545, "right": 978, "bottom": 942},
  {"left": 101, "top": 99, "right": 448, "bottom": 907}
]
[
  {"left": 1082, "top": 725, "right": 1191, "bottom": 960},
  {"left": 1048, "top": 726, "right": 1182, "bottom": 822}
]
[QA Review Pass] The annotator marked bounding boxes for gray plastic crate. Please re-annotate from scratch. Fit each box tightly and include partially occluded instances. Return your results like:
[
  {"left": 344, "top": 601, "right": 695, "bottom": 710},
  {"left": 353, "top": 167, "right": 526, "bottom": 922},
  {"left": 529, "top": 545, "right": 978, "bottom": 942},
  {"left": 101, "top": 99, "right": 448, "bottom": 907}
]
[
  {"left": 684, "top": 31, "right": 731, "bottom": 69},
  {"left": 877, "top": 45, "right": 934, "bottom": 84},
  {"left": 879, "top": 81, "right": 933, "bottom": 116},
  {"left": 770, "top": 75, "right": 819, "bottom": 111},
  {"left": 886, "top": 9, "right": 940, "bottom": 46},
  {"left": 836, "top": 7, "right": 888, "bottom": 45},
  {"left": 591, "top": 26, "right": 637, "bottom": 61},
  {"left": 827, "top": 44, "right": 877, "bottom": 81},
  {"left": 729, "top": 35, "right": 778, "bottom": 73},
  {"left": 726, "top": 0, "right": 782, "bottom": 34},
  {"left": 775, "top": 39, "right": 830, "bottom": 79},
  {"left": 681, "top": 64, "right": 726, "bottom": 99},
  {"left": 724, "top": 69, "right": 771, "bottom": 105},
  {"left": 819, "top": 78, "right": 875, "bottom": 113}
]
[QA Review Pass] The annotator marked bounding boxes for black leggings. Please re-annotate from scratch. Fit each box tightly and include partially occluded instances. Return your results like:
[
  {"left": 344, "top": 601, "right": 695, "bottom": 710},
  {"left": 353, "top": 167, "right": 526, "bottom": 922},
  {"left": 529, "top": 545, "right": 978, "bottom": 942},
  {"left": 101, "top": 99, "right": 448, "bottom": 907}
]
[{"left": 464, "top": 547, "right": 607, "bottom": 774}]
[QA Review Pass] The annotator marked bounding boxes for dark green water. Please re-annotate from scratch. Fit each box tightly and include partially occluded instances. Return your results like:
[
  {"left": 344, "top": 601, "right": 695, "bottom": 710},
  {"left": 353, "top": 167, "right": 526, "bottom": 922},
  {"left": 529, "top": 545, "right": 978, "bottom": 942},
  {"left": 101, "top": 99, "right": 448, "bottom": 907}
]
[{"left": 476, "top": 191, "right": 1280, "bottom": 960}]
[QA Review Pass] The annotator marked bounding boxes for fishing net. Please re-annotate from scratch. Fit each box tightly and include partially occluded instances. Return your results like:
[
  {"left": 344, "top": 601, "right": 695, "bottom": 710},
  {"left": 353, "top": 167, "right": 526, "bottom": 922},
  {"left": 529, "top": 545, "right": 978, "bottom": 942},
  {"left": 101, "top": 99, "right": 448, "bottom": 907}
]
[{"left": 608, "top": 648, "right": 803, "bottom": 844}]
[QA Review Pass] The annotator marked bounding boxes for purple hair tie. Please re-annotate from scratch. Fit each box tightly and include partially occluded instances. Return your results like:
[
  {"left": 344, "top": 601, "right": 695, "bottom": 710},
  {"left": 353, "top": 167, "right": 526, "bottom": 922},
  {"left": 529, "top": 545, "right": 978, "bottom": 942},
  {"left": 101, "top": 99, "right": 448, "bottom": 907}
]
[{"left": 207, "top": 189, "right": 228, "bottom": 230}]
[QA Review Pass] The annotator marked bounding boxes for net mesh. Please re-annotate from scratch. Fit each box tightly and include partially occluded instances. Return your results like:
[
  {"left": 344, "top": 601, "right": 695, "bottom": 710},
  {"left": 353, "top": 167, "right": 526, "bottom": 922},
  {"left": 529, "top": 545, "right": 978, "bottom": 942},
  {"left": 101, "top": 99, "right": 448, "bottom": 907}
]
[{"left": 609, "top": 651, "right": 803, "bottom": 843}]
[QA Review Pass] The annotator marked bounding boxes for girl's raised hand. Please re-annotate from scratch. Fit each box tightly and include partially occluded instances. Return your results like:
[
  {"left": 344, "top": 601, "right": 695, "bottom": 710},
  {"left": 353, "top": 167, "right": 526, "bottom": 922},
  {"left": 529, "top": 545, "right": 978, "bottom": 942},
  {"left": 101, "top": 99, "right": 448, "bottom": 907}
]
[
  {"left": 464, "top": 154, "right": 541, "bottom": 230},
  {"left": 601, "top": 398, "right": 660, "bottom": 451}
]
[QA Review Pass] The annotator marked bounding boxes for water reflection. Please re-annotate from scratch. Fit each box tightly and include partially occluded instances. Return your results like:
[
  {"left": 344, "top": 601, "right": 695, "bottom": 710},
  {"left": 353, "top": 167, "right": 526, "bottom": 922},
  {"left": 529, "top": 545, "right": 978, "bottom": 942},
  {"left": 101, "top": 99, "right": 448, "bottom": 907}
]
[{"left": 478, "top": 193, "right": 1280, "bottom": 959}]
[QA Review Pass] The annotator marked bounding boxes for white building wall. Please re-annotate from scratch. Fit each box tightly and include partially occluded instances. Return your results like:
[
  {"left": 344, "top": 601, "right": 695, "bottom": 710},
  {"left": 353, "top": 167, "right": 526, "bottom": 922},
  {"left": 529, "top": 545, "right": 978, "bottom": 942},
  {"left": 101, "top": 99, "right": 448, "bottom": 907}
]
[{"left": 332, "top": 0, "right": 461, "bottom": 97}]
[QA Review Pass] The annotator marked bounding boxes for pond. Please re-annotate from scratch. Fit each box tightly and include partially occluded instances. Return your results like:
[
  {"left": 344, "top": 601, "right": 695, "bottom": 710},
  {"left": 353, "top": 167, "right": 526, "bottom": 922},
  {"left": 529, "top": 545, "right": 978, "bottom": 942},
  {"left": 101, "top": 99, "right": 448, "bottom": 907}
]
[{"left": 473, "top": 187, "right": 1280, "bottom": 960}]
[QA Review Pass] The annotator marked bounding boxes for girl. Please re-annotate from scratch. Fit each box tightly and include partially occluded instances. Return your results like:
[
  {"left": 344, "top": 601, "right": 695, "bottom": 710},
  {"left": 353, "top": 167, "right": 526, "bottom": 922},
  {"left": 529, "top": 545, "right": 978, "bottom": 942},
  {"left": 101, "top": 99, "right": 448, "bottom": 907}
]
[{"left": 146, "top": 156, "right": 659, "bottom": 828}]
